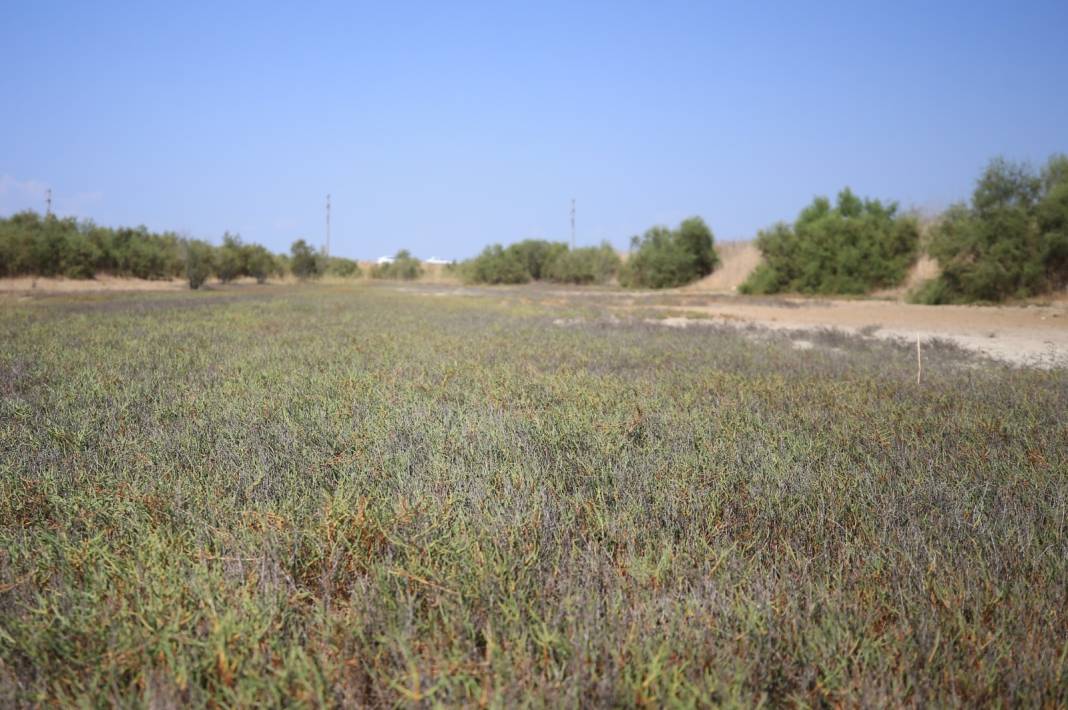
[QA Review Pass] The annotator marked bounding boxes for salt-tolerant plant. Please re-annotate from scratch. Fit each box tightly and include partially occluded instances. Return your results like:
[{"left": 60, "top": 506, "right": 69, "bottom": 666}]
[{"left": 0, "top": 284, "right": 1065, "bottom": 706}]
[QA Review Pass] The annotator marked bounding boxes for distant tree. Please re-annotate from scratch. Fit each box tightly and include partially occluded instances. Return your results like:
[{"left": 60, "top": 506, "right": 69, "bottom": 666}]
[
  {"left": 290, "top": 239, "right": 323, "bottom": 280},
  {"left": 244, "top": 244, "right": 276, "bottom": 283},
  {"left": 1039, "top": 154, "right": 1068, "bottom": 290},
  {"left": 371, "top": 250, "right": 423, "bottom": 280},
  {"left": 621, "top": 217, "right": 720, "bottom": 289},
  {"left": 0, "top": 210, "right": 281, "bottom": 284},
  {"left": 544, "top": 242, "right": 621, "bottom": 284},
  {"left": 913, "top": 155, "right": 1068, "bottom": 303},
  {"left": 183, "top": 239, "right": 215, "bottom": 289},
  {"left": 216, "top": 232, "right": 246, "bottom": 283},
  {"left": 741, "top": 190, "right": 919, "bottom": 295},
  {"left": 675, "top": 217, "right": 718, "bottom": 276},
  {"left": 461, "top": 244, "right": 531, "bottom": 284},
  {"left": 325, "top": 257, "right": 362, "bottom": 278},
  {"left": 507, "top": 239, "right": 569, "bottom": 280}
]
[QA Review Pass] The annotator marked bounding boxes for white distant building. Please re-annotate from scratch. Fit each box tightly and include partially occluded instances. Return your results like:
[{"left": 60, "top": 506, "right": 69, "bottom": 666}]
[
  {"left": 425, "top": 257, "right": 454, "bottom": 265},
  {"left": 376, "top": 255, "right": 395, "bottom": 265}
]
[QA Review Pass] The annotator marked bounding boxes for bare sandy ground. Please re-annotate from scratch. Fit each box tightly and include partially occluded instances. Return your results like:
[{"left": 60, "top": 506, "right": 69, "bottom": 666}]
[
  {"left": 0, "top": 275, "right": 190, "bottom": 293},
  {"left": 686, "top": 242, "right": 763, "bottom": 292},
  {"left": 0, "top": 275, "right": 312, "bottom": 294},
  {"left": 641, "top": 297, "right": 1068, "bottom": 368},
  {"left": 626, "top": 242, "right": 1066, "bottom": 367}
]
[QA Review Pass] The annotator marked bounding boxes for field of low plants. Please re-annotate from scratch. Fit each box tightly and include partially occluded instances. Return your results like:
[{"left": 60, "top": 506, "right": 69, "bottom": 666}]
[{"left": 1, "top": 283, "right": 1066, "bottom": 706}]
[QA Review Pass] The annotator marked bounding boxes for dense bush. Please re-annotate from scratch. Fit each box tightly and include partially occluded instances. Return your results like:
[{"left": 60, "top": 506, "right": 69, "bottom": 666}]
[
  {"left": 0, "top": 210, "right": 285, "bottom": 284},
  {"left": 289, "top": 240, "right": 324, "bottom": 280},
  {"left": 0, "top": 212, "right": 183, "bottom": 280},
  {"left": 371, "top": 250, "right": 423, "bottom": 280},
  {"left": 244, "top": 244, "right": 277, "bottom": 284},
  {"left": 463, "top": 239, "right": 620, "bottom": 285},
  {"left": 544, "top": 242, "right": 621, "bottom": 284},
  {"left": 462, "top": 244, "right": 531, "bottom": 284},
  {"left": 216, "top": 233, "right": 246, "bottom": 283},
  {"left": 912, "top": 155, "right": 1068, "bottom": 303},
  {"left": 740, "top": 189, "right": 919, "bottom": 295},
  {"left": 508, "top": 239, "right": 568, "bottom": 280},
  {"left": 324, "top": 256, "right": 362, "bottom": 278},
  {"left": 216, "top": 233, "right": 283, "bottom": 284},
  {"left": 183, "top": 239, "right": 215, "bottom": 289},
  {"left": 620, "top": 217, "right": 719, "bottom": 289}
]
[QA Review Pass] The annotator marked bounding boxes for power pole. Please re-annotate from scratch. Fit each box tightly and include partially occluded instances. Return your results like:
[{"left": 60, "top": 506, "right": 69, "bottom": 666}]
[
  {"left": 570, "top": 198, "right": 575, "bottom": 249},
  {"left": 45, "top": 188, "right": 52, "bottom": 217},
  {"left": 325, "top": 193, "right": 331, "bottom": 257}
]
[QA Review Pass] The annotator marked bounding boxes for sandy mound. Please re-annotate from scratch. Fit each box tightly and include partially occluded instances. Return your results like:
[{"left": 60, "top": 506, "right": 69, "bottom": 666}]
[{"left": 686, "top": 241, "right": 762, "bottom": 292}]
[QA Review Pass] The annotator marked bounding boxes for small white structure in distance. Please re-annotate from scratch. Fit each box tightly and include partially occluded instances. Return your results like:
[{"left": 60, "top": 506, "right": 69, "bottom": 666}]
[
  {"left": 425, "top": 257, "right": 454, "bottom": 265},
  {"left": 376, "top": 255, "right": 395, "bottom": 264}
]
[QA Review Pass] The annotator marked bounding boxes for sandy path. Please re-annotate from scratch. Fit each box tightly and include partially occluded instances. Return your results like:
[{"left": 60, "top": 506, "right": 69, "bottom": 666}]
[{"left": 642, "top": 298, "right": 1068, "bottom": 367}]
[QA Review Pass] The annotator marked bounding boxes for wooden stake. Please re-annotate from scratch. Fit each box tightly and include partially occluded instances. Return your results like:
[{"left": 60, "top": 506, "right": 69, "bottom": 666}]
[{"left": 916, "top": 333, "right": 923, "bottom": 385}]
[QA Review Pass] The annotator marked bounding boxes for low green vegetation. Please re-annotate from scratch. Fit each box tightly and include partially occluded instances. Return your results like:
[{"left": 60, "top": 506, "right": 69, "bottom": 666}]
[
  {"left": 507, "top": 239, "right": 569, "bottom": 281},
  {"left": 463, "top": 244, "right": 533, "bottom": 284},
  {"left": 288, "top": 239, "right": 324, "bottom": 280},
  {"left": 619, "top": 217, "right": 719, "bottom": 289},
  {"left": 183, "top": 240, "right": 216, "bottom": 290},
  {"left": 543, "top": 243, "right": 621, "bottom": 285},
  {"left": 1, "top": 284, "right": 1063, "bottom": 705},
  {"left": 741, "top": 189, "right": 920, "bottom": 295},
  {"left": 324, "top": 256, "right": 362, "bottom": 278},
  {"left": 0, "top": 211, "right": 185, "bottom": 280},
  {"left": 912, "top": 155, "right": 1068, "bottom": 304},
  {"left": 0, "top": 210, "right": 290, "bottom": 289},
  {"left": 461, "top": 239, "right": 621, "bottom": 286},
  {"left": 371, "top": 250, "right": 424, "bottom": 280}
]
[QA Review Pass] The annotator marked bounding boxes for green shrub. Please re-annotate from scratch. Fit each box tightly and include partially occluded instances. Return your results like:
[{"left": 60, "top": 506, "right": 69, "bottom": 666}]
[
  {"left": 741, "top": 189, "right": 919, "bottom": 295},
  {"left": 0, "top": 210, "right": 283, "bottom": 283},
  {"left": 215, "top": 233, "right": 246, "bottom": 283},
  {"left": 290, "top": 239, "right": 324, "bottom": 280},
  {"left": 325, "top": 257, "right": 362, "bottom": 278},
  {"left": 183, "top": 239, "right": 215, "bottom": 289},
  {"left": 105, "top": 227, "right": 183, "bottom": 279},
  {"left": 544, "top": 242, "right": 621, "bottom": 284},
  {"left": 620, "top": 217, "right": 719, "bottom": 289},
  {"left": 244, "top": 244, "right": 276, "bottom": 284},
  {"left": 371, "top": 250, "right": 423, "bottom": 280},
  {"left": 912, "top": 155, "right": 1068, "bottom": 304},
  {"left": 273, "top": 254, "right": 292, "bottom": 279},
  {"left": 61, "top": 233, "right": 101, "bottom": 279},
  {"left": 461, "top": 245, "right": 531, "bottom": 284},
  {"left": 507, "top": 239, "right": 568, "bottom": 280}
]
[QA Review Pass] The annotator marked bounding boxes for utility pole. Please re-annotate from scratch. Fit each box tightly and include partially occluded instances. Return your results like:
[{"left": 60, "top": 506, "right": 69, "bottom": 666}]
[
  {"left": 45, "top": 188, "right": 52, "bottom": 217},
  {"left": 325, "top": 193, "right": 331, "bottom": 257},
  {"left": 570, "top": 198, "right": 575, "bottom": 249}
]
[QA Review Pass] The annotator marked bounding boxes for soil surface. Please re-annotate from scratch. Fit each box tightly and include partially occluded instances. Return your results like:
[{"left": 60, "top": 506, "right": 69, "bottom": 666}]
[{"left": 638, "top": 296, "right": 1068, "bottom": 368}]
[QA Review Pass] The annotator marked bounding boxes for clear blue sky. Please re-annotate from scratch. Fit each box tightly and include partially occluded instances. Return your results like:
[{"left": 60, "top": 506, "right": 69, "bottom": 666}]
[{"left": 2, "top": 1, "right": 1066, "bottom": 259}]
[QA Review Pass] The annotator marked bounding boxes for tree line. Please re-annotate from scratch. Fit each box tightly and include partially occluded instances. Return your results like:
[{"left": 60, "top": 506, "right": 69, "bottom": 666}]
[
  {"left": 0, "top": 212, "right": 373, "bottom": 288},
  {"left": 3, "top": 153, "right": 1065, "bottom": 302},
  {"left": 460, "top": 154, "right": 1068, "bottom": 302},
  {"left": 458, "top": 217, "right": 718, "bottom": 289}
]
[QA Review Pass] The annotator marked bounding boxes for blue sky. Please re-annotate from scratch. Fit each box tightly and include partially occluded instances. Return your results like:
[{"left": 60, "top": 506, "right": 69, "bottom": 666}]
[{"left": 2, "top": 1, "right": 1066, "bottom": 259}]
